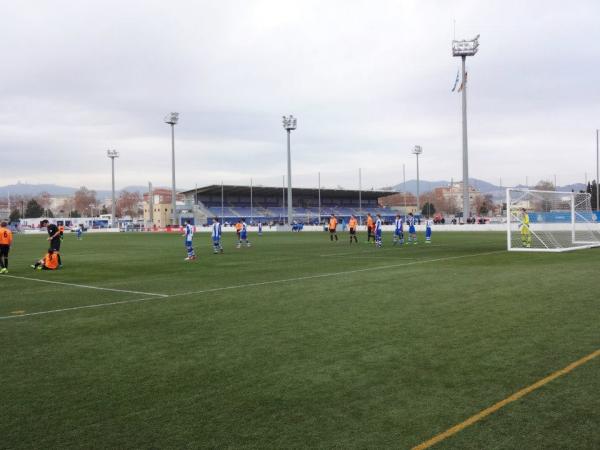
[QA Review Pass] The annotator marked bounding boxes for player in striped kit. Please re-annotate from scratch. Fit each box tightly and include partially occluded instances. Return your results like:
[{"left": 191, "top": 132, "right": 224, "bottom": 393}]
[
  {"left": 212, "top": 217, "right": 224, "bottom": 254},
  {"left": 183, "top": 220, "right": 196, "bottom": 260},
  {"left": 393, "top": 214, "right": 404, "bottom": 246},
  {"left": 425, "top": 217, "right": 433, "bottom": 243},
  {"left": 237, "top": 219, "right": 251, "bottom": 248},
  {"left": 375, "top": 214, "right": 383, "bottom": 248},
  {"left": 407, "top": 213, "right": 417, "bottom": 244}
]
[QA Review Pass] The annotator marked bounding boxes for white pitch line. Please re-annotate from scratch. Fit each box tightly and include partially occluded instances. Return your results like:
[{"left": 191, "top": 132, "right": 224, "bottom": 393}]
[
  {"left": 0, "top": 250, "right": 503, "bottom": 320},
  {"left": 0, "top": 295, "right": 160, "bottom": 319},
  {"left": 1, "top": 275, "right": 168, "bottom": 297}
]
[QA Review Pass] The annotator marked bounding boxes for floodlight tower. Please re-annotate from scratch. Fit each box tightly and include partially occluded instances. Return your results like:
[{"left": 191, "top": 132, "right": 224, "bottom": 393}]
[
  {"left": 282, "top": 115, "right": 297, "bottom": 227},
  {"left": 453, "top": 34, "right": 479, "bottom": 222},
  {"left": 106, "top": 149, "right": 119, "bottom": 228},
  {"left": 413, "top": 145, "right": 423, "bottom": 213},
  {"left": 164, "top": 112, "right": 179, "bottom": 226}
]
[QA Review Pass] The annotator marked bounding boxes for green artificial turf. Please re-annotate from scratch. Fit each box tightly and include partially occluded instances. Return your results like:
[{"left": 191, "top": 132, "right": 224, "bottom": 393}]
[{"left": 1, "top": 231, "right": 599, "bottom": 449}]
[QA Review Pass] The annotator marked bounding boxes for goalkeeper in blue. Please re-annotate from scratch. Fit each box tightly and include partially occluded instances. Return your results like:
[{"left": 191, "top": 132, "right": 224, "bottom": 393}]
[
  {"left": 393, "top": 214, "right": 404, "bottom": 245},
  {"left": 183, "top": 220, "right": 196, "bottom": 260},
  {"left": 212, "top": 217, "right": 224, "bottom": 254},
  {"left": 425, "top": 217, "right": 433, "bottom": 243},
  {"left": 237, "top": 219, "right": 251, "bottom": 248},
  {"left": 375, "top": 214, "right": 383, "bottom": 248}
]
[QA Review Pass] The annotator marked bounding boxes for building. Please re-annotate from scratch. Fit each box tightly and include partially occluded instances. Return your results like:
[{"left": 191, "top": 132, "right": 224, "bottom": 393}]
[
  {"left": 179, "top": 185, "right": 398, "bottom": 225},
  {"left": 377, "top": 192, "right": 418, "bottom": 214},
  {"left": 432, "top": 181, "right": 485, "bottom": 215},
  {"left": 142, "top": 188, "right": 186, "bottom": 227}
]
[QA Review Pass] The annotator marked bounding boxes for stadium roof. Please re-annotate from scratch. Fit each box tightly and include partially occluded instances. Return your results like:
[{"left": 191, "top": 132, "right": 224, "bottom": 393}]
[{"left": 180, "top": 185, "right": 396, "bottom": 200}]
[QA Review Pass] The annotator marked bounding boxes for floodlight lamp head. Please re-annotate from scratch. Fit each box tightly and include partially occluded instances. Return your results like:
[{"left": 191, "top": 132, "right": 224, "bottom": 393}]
[
  {"left": 282, "top": 115, "right": 297, "bottom": 131},
  {"left": 413, "top": 145, "right": 423, "bottom": 155},
  {"left": 452, "top": 34, "right": 480, "bottom": 57},
  {"left": 107, "top": 149, "right": 119, "bottom": 158},
  {"left": 164, "top": 112, "right": 179, "bottom": 125}
]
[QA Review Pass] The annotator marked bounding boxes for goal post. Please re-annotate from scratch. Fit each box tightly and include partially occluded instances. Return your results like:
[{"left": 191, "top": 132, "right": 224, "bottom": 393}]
[{"left": 506, "top": 188, "right": 600, "bottom": 252}]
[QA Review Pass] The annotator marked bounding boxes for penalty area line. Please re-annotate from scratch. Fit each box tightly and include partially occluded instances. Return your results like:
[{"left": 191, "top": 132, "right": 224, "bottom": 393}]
[
  {"left": 0, "top": 250, "right": 503, "bottom": 320},
  {"left": 412, "top": 348, "right": 600, "bottom": 450},
  {"left": 1, "top": 274, "right": 168, "bottom": 297},
  {"left": 0, "top": 295, "right": 160, "bottom": 320}
]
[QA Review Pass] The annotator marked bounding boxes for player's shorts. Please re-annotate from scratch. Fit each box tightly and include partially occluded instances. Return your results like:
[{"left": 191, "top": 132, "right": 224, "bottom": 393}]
[
  {"left": 329, "top": 228, "right": 336, "bottom": 233},
  {"left": 409, "top": 225, "right": 416, "bottom": 234},
  {"left": 349, "top": 228, "right": 356, "bottom": 235},
  {"left": 375, "top": 229, "right": 382, "bottom": 239},
  {"left": 394, "top": 229, "right": 403, "bottom": 236},
  {"left": 0, "top": 245, "right": 9, "bottom": 257},
  {"left": 50, "top": 239, "right": 61, "bottom": 251},
  {"left": 185, "top": 239, "right": 193, "bottom": 247},
  {"left": 426, "top": 227, "right": 432, "bottom": 238},
  {"left": 240, "top": 231, "right": 247, "bottom": 240},
  {"left": 212, "top": 236, "right": 221, "bottom": 244}
]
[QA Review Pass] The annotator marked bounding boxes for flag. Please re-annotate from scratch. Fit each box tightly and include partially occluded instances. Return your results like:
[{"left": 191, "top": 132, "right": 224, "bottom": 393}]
[
  {"left": 451, "top": 70, "right": 459, "bottom": 92},
  {"left": 457, "top": 72, "right": 467, "bottom": 93}
]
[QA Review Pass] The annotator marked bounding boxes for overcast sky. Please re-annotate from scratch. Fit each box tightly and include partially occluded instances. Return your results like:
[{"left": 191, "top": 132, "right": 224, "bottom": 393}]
[{"left": 1, "top": 0, "right": 599, "bottom": 191}]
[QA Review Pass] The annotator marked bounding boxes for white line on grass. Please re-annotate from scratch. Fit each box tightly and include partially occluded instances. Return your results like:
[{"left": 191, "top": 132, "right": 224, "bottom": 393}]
[
  {"left": 0, "top": 250, "right": 503, "bottom": 320},
  {"left": 2, "top": 275, "right": 168, "bottom": 297}
]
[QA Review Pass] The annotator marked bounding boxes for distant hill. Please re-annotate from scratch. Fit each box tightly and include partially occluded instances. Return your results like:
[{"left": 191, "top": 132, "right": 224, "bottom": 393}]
[
  {"left": 0, "top": 181, "right": 588, "bottom": 202},
  {"left": 390, "top": 178, "right": 587, "bottom": 200},
  {"left": 391, "top": 178, "right": 503, "bottom": 195},
  {"left": 0, "top": 183, "right": 150, "bottom": 200}
]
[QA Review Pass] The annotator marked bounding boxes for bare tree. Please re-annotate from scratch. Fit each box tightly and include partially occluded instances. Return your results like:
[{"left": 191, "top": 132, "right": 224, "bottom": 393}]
[
  {"left": 535, "top": 180, "right": 555, "bottom": 191},
  {"left": 74, "top": 187, "right": 98, "bottom": 216},
  {"left": 116, "top": 191, "right": 141, "bottom": 218}
]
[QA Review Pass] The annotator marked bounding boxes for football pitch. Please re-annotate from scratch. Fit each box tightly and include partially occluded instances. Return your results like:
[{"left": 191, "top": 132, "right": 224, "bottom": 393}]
[{"left": 1, "top": 231, "right": 599, "bottom": 449}]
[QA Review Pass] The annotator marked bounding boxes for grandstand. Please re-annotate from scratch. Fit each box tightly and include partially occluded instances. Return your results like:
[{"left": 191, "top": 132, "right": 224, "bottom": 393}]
[{"left": 180, "top": 185, "right": 399, "bottom": 224}]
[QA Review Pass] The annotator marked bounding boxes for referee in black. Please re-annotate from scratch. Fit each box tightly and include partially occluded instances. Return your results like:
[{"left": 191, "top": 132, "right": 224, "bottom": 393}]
[{"left": 40, "top": 219, "right": 62, "bottom": 268}]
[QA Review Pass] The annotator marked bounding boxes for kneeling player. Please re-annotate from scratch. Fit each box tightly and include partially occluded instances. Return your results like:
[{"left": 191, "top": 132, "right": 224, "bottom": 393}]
[{"left": 31, "top": 249, "right": 59, "bottom": 270}]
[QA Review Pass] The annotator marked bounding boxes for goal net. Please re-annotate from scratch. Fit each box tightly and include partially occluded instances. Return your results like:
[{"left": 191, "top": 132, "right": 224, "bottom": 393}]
[{"left": 507, "top": 188, "right": 600, "bottom": 252}]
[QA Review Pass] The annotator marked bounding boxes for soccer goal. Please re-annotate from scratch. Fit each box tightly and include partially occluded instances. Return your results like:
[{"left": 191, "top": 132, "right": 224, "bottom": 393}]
[{"left": 507, "top": 188, "right": 600, "bottom": 252}]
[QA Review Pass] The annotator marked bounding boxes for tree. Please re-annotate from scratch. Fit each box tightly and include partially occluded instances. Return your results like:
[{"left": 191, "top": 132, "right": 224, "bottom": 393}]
[
  {"left": 535, "top": 180, "right": 555, "bottom": 191},
  {"left": 69, "top": 210, "right": 81, "bottom": 218},
  {"left": 73, "top": 187, "right": 98, "bottom": 216},
  {"left": 25, "top": 199, "right": 44, "bottom": 218},
  {"left": 478, "top": 194, "right": 495, "bottom": 215},
  {"left": 101, "top": 205, "right": 109, "bottom": 215},
  {"left": 116, "top": 191, "right": 141, "bottom": 218},
  {"left": 421, "top": 202, "right": 435, "bottom": 216},
  {"left": 9, "top": 209, "right": 20, "bottom": 223},
  {"left": 36, "top": 191, "right": 52, "bottom": 211}
]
